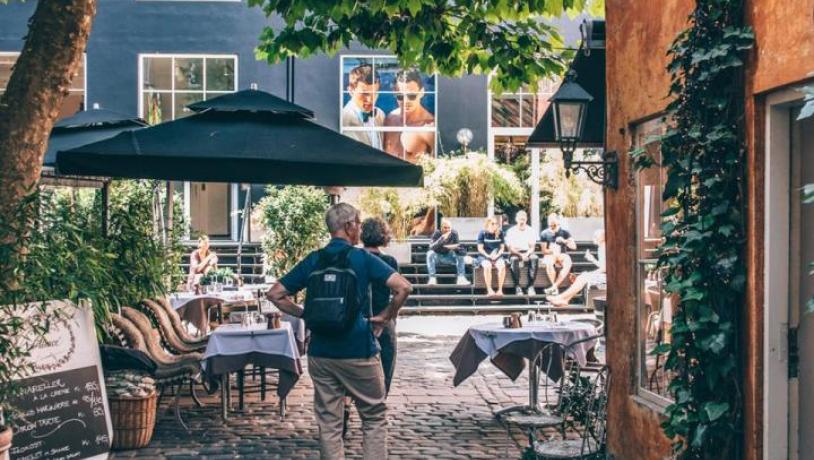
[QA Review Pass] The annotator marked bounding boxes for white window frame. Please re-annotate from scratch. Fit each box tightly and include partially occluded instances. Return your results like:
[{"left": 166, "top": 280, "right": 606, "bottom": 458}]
[
  {"left": 138, "top": 53, "right": 238, "bottom": 122},
  {"left": 632, "top": 115, "right": 674, "bottom": 409},
  {"left": 0, "top": 51, "right": 88, "bottom": 112},
  {"left": 338, "top": 54, "right": 439, "bottom": 139}
]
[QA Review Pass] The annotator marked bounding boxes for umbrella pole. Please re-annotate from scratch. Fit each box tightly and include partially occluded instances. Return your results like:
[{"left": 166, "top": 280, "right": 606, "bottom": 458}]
[
  {"left": 237, "top": 185, "right": 251, "bottom": 282},
  {"left": 166, "top": 181, "right": 174, "bottom": 236},
  {"left": 101, "top": 181, "right": 110, "bottom": 237}
]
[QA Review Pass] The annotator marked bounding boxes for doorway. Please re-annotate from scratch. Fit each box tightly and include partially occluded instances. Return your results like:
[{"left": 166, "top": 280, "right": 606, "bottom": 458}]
[
  {"left": 764, "top": 88, "right": 814, "bottom": 460},
  {"left": 188, "top": 182, "right": 231, "bottom": 238}
]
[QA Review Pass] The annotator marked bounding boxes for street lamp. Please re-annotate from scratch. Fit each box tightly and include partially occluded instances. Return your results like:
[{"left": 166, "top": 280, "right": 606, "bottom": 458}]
[
  {"left": 456, "top": 128, "right": 473, "bottom": 154},
  {"left": 550, "top": 70, "right": 618, "bottom": 189}
]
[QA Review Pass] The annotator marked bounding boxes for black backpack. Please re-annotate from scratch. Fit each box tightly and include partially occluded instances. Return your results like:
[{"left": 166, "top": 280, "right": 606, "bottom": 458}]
[{"left": 302, "top": 247, "right": 361, "bottom": 337}]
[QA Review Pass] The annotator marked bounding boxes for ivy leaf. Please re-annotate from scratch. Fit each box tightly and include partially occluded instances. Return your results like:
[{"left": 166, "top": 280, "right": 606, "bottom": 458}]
[{"left": 703, "top": 401, "right": 729, "bottom": 422}]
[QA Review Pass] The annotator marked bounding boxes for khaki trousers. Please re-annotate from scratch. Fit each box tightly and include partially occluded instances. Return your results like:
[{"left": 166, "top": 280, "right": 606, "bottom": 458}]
[{"left": 308, "top": 354, "right": 387, "bottom": 460}]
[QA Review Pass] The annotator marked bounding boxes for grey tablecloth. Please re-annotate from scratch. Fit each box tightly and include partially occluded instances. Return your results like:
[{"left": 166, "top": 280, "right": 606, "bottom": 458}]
[
  {"left": 202, "top": 323, "right": 302, "bottom": 398},
  {"left": 450, "top": 321, "right": 598, "bottom": 386}
]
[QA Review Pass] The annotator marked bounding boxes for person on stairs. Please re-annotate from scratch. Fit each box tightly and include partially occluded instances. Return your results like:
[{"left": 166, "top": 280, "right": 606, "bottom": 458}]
[
  {"left": 506, "top": 210, "right": 540, "bottom": 296},
  {"left": 476, "top": 217, "right": 506, "bottom": 297},
  {"left": 426, "top": 219, "right": 469, "bottom": 285},
  {"left": 548, "top": 229, "right": 605, "bottom": 307},
  {"left": 539, "top": 213, "right": 577, "bottom": 296}
]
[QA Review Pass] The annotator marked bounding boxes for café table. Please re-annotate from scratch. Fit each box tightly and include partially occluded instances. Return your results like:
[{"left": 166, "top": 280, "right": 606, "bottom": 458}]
[
  {"left": 202, "top": 321, "right": 302, "bottom": 420},
  {"left": 449, "top": 319, "right": 598, "bottom": 417},
  {"left": 170, "top": 290, "right": 257, "bottom": 335}
]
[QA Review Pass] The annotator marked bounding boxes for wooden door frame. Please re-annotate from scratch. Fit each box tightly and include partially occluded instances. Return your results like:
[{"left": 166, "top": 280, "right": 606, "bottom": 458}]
[{"left": 763, "top": 87, "right": 805, "bottom": 460}]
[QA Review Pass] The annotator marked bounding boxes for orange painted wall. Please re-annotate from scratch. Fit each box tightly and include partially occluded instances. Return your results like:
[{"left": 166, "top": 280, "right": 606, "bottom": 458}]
[
  {"left": 604, "top": 1, "right": 814, "bottom": 459},
  {"left": 604, "top": 1, "right": 692, "bottom": 458}
]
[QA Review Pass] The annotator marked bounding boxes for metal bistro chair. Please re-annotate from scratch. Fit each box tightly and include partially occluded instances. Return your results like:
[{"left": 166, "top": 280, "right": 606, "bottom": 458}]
[
  {"left": 533, "top": 363, "right": 609, "bottom": 459},
  {"left": 501, "top": 342, "right": 569, "bottom": 451}
]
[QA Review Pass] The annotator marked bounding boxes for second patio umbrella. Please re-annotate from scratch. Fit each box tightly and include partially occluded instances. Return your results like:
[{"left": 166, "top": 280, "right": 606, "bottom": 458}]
[{"left": 56, "top": 89, "right": 423, "bottom": 187}]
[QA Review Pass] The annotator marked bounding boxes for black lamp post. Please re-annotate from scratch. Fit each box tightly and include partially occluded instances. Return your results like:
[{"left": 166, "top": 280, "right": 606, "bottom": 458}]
[{"left": 550, "top": 70, "right": 618, "bottom": 189}]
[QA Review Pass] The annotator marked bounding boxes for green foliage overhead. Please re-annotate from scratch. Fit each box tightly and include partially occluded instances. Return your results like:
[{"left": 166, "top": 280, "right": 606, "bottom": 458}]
[
  {"left": 249, "top": 0, "right": 604, "bottom": 92},
  {"left": 631, "top": 1, "right": 754, "bottom": 457},
  {"left": 257, "top": 185, "right": 329, "bottom": 278}
]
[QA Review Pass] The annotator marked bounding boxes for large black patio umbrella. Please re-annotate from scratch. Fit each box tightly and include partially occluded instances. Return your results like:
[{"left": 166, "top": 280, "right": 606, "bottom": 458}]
[
  {"left": 56, "top": 89, "right": 423, "bottom": 187},
  {"left": 44, "top": 105, "right": 148, "bottom": 168}
]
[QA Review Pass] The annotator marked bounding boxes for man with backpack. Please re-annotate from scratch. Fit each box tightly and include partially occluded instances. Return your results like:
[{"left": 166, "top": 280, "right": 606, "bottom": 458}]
[{"left": 266, "top": 203, "right": 413, "bottom": 460}]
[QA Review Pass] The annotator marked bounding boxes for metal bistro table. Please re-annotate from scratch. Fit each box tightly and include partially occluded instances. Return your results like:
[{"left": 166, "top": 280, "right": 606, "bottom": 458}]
[
  {"left": 202, "top": 322, "right": 302, "bottom": 420},
  {"left": 450, "top": 320, "right": 598, "bottom": 417}
]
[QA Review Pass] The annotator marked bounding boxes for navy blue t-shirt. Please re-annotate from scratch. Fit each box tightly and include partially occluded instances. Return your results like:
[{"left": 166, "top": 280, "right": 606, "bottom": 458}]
[
  {"left": 279, "top": 237, "right": 396, "bottom": 359},
  {"left": 477, "top": 229, "right": 505, "bottom": 255}
]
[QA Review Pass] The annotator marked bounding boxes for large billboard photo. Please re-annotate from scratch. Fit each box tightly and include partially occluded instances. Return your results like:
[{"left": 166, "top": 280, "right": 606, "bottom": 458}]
[{"left": 340, "top": 56, "right": 437, "bottom": 163}]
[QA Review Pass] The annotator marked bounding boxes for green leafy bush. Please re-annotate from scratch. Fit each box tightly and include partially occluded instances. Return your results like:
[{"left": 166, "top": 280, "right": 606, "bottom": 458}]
[{"left": 257, "top": 186, "right": 329, "bottom": 278}]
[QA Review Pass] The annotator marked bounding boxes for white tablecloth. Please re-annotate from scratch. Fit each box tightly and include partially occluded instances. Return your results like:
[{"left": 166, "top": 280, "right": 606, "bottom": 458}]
[
  {"left": 468, "top": 321, "right": 597, "bottom": 366},
  {"left": 202, "top": 322, "right": 299, "bottom": 366}
]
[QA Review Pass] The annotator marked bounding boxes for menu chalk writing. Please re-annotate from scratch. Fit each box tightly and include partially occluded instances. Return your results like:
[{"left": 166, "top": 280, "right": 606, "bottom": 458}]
[{"left": 9, "top": 366, "right": 109, "bottom": 460}]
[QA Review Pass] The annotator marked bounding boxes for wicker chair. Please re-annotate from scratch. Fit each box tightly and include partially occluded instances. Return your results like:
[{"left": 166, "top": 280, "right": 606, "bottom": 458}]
[
  {"left": 153, "top": 297, "right": 210, "bottom": 345},
  {"left": 138, "top": 299, "right": 207, "bottom": 354},
  {"left": 108, "top": 312, "right": 203, "bottom": 431}
]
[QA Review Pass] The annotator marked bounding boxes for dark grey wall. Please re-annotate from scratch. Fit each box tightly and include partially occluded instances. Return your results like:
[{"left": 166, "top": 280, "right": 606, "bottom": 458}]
[{"left": 0, "top": 0, "right": 492, "bottom": 151}]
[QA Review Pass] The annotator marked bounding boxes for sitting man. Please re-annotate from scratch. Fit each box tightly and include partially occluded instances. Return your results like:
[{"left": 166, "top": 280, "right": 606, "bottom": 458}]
[
  {"left": 540, "top": 213, "right": 577, "bottom": 296},
  {"left": 506, "top": 211, "right": 539, "bottom": 296},
  {"left": 426, "top": 219, "right": 469, "bottom": 285},
  {"left": 549, "top": 229, "right": 605, "bottom": 306}
]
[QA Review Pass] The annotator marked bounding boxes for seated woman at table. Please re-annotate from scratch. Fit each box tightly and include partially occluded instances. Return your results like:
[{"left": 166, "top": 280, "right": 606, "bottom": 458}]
[
  {"left": 187, "top": 235, "right": 218, "bottom": 290},
  {"left": 548, "top": 229, "right": 605, "bottom": 307}
]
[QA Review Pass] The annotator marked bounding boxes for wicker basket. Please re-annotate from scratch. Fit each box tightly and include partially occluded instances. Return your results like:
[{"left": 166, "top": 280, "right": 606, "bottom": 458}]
[{"left": 109, "top": 391, "right": 158, "bottom": 450}]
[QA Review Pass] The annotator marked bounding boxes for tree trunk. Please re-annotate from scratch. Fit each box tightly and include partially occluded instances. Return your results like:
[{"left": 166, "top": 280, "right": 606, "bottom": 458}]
[{"left": 0, "top": 0, "right": 97, "bottom": 221}]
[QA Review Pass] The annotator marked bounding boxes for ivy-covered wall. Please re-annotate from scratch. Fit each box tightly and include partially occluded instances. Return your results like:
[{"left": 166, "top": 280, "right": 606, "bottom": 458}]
[{"left": 605, "top": 0, "right": 814, "bottom": 459}]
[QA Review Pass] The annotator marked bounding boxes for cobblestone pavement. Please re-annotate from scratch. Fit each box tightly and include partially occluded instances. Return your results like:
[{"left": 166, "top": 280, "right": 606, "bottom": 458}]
[{"left": 111, "top": 327, "right": 541, "bottom": 459}]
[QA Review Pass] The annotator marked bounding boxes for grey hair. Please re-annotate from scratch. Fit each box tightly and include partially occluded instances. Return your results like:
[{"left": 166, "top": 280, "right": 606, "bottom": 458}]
[
  {"left": 325, "top": 203, "right": 359, "bottom": 233},
  {"left": 515, "top": 210, "right": 528, "bottom": 220}
]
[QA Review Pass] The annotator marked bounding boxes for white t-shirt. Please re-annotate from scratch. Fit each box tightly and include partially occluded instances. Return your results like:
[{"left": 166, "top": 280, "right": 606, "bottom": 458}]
[{"left": 505, "top": 225, "right": 538, "bottom": 252}]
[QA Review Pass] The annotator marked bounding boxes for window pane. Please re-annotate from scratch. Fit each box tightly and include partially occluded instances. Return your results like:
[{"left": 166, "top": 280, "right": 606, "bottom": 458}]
[
  {"left": 491, "top": 95, "right": 520, "bottom": 127},
  {"left": 143, "top": 92, "right": 172, "bottom": 125},
  {"left": 70, "top": 60, "right": 85, "bottom": 91},
  {"left": 383, "top": 129, "right": 435, "bottom": 162},
  {"left": 174, "top": 93, "right": 204, "bottom": 119},
  {"left": 0, "top": 54, "right": 16, "bottom": 90},
  {"left": 143, "top": 57, "right": 172, "bottom": 91},
  {"left": 520, "top": 94, "right": 549, "bottom": 127},
  {"left": 639, "top": 265, "right": 675, "bottom": 398},
  {"left": 58, "top": 93, "right": 84, "bottom": 120},
  {"left": 206, "top": 58, "right": 235, "bottom": 92},
  {"left": 175, "top": 57, "right": 204, "bottom": 90}
]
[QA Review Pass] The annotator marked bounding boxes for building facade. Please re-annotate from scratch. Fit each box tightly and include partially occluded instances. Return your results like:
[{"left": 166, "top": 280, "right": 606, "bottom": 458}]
[
  {"left": 0, "top": 0, "right": 588, "bottom": 241},
  {"left": 604, "top": 1, "right": 814, "bottom": 458}
]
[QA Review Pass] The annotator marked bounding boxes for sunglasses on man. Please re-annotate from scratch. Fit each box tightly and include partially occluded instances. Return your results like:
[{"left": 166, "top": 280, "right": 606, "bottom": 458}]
[{"left": 395, "top": 93, "right": 420, "bottom": 101}]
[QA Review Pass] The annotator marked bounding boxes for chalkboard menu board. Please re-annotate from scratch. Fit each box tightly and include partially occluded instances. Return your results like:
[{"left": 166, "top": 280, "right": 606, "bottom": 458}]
[{"left": 8, "top": 301, "right": 111, "bottom": 460}]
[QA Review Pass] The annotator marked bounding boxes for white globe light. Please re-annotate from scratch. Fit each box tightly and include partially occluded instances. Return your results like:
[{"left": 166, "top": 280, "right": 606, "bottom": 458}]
[{"left": 456, "top": 128, "right": 474, "bottom": 146}]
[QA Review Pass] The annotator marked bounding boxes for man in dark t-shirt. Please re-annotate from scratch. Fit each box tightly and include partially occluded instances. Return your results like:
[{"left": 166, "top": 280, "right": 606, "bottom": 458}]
[
  {"left": 267, "top": 203, "right": 413, "bottom": 459},
  {"left": 426, "top": 219, "right": 468, "bottom": 285},
  {"left": 539, "top": 213, "right": 577, "bottom": 296}
]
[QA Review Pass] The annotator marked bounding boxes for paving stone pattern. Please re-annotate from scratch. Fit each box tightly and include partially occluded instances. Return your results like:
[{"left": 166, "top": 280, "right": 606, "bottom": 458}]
[{"left": 110, "top": 332, "right": 546, "bottom": 459}]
